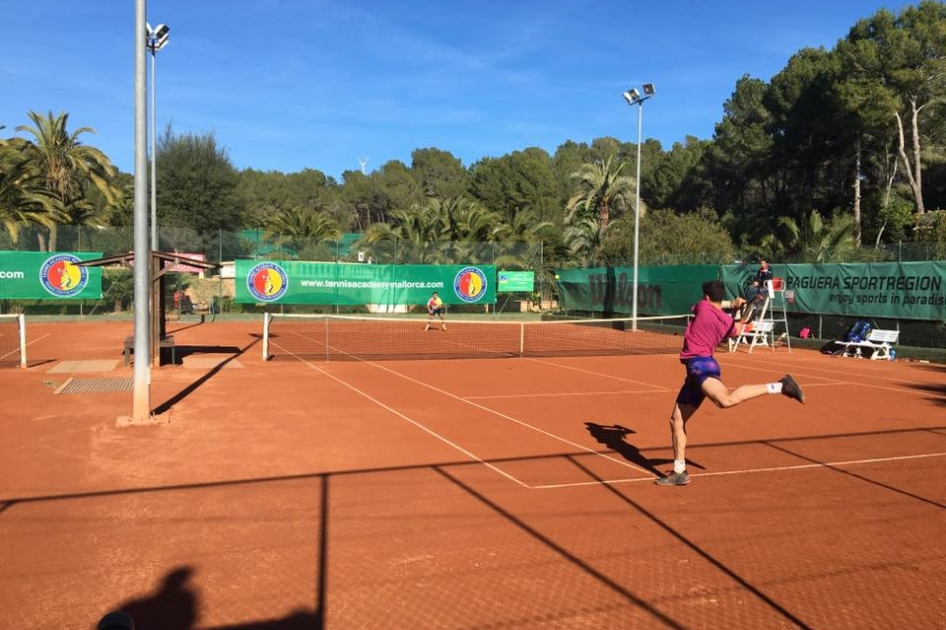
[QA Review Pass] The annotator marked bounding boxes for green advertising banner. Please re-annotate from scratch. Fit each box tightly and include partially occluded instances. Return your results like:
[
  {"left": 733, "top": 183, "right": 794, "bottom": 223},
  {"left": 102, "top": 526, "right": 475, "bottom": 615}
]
[
  {"left": 556, "top": 265, "right": 718, "bottom": 315},
  {"left": 235, "top": 260, "right": 497, "bottom": 305},
  {"left": 0, "top": 251, "right": 103, "bottom": 299},
  {"left": 497, "top": 270, "right": 535, "bottom": 292},
  {"left": 721, "top": 261, "right": 946, "bottom": 321}
]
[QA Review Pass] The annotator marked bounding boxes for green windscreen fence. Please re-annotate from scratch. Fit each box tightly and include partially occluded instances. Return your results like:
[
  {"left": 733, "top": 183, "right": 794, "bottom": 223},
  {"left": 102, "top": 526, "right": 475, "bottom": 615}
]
[
  {"left": 235, "top": 260, "right": 497, "bottom": 306},
  {"left": 555, "top": 265, "right": 718, "bottom": 316},
  {"left": 556, "top": 262, "right": 946, "bottom": 322}
]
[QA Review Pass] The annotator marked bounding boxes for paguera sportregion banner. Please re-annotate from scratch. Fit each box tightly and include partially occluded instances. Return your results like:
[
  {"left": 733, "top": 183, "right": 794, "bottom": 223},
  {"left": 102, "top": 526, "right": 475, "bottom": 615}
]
[
  {"left": 235, "top": 260, "right": 497, "bottom": 305},
  {"left": 721, "top": 261, "right": 946, "bottom": 321},
  {"left": 556, "top": 261, "right": 946, "bottom": 321},
  {"left": 0, "top": 251, "right": 103, "bottom": 299}
]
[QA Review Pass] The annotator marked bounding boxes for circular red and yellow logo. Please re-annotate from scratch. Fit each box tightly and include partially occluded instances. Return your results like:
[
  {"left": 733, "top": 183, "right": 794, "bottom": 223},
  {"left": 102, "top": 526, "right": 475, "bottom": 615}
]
[
  {"left": 454, "top": 267, "right": 487, "bottom": 303},
  {"left": 39, "top": 254, "right": 88, "bottom": 298},
  {"left": 247, "top": 263, "right": 288, "bottom": 302}
]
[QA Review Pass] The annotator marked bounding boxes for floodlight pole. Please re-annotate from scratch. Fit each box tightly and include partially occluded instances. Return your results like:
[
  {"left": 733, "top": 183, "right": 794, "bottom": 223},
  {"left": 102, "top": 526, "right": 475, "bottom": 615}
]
[
  {"left": 623, "top": 84, "right": 655, "bottom": 331},
  {"left": 146, "top": 23, "right": 168, "bottom": 251},
  {"left": 632, "top": 99, "right": 643, "bottom": 331},
  {"left": 132, "top": 0, "right": 152, "bottom": 422},
  {"left": 150, "top": 48, "right": 157, "bottom": 251}
]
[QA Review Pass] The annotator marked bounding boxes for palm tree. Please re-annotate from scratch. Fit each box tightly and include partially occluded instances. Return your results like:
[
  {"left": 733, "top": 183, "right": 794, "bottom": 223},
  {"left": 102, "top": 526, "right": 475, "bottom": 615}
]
[
  {"left": 565, "top": 156, "right": 638, "bottom": 238},
  {"left": 266, "top": 206, "right": 341, "bottom": 241},
  {"left": 362, "top": 204, "right": 446, "bottom": 264},
  {"left": 761, "top": 210, "right": 857, "bottom": 262},
  {"left": 15, "top": 111, "right": 118, "bottom": 250},
  {"left": 492, "top": 209, "right": 555, "bottom": 270},
  {"left": 563, "top": 215, "right": 605, "bottom": 267},
  {"left": 0, "top": 140, "right": 57, "bottom": 243},
  {"left": 265, "top": 206, "right": 341, "bottom": 260}
]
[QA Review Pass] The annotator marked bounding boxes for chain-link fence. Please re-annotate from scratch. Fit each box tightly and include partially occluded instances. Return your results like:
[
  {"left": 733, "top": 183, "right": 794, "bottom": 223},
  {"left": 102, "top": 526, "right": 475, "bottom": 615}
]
[{"left": 2, "top": 227, "right": 944, "bottom": 350}]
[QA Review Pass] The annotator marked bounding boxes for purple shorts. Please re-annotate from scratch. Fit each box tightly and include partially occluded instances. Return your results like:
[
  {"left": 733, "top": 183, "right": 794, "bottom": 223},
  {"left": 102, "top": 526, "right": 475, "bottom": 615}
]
[{"left": 676, "top": 356, "right": 721, "bottom": 409}]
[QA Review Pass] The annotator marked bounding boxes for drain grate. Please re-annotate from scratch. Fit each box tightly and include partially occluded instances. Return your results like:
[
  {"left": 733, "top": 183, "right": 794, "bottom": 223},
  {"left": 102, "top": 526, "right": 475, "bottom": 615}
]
[{"left": 54, "top": 377, "right": 135, "bottom": 394}]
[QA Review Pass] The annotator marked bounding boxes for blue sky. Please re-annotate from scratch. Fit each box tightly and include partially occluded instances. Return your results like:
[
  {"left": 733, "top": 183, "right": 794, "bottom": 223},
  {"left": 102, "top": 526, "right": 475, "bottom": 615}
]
[{"left": 0, "top": 1, "right": 905, "bottom": 180}]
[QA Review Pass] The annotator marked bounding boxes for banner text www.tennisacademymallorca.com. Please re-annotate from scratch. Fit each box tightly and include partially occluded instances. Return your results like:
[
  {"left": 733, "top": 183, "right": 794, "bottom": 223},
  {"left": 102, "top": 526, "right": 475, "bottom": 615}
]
[{"left": 299, "top": 279, "right": 444, "bottom": 290}]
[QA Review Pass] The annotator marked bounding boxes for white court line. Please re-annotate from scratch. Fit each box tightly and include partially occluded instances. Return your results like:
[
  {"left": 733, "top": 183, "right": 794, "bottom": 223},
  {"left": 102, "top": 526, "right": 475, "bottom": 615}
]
[
  {"left": 524, "top": 356, "right": 672, "bottom": 391},
  {"left": 465, "top": 389, "right": 668, "bottom": 400},
  {"left": 269, "top": 339, "right": 531, "bottom": 488},
  {"left": 357, "top": 360, "right": 655, "bottom": 476},
  {"left": 729, "top": 353, "right": 942, "bottom": 386},
  {"left": 0, "top": 332, "right": 49, "bottom": 363},
  {"left": 720, "top": 358, "right": 941, "bottom": 396},
  {"left": 711, "top": 357, "right": 927, "bottom": 394},
  {"left": 530, "top": 451, "right": 946, "bottom": 489}
]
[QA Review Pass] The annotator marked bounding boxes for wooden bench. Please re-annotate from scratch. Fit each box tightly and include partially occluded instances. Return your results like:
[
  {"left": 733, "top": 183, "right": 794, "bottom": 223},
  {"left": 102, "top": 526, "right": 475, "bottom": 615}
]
[
  {"left": 834, "top": 329, "right": 900, "bottom": 360},
  {"left": 123, "top": 335, "right": 176, "bottom": 367}
]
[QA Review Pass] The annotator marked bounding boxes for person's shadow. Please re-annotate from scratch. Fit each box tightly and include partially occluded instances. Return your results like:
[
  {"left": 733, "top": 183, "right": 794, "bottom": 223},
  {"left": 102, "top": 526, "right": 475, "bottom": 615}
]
[
  {"left": 101, "top": 566, "right": 322, "bottom": 630},
  {"left": 585, "top": 422, "right": 704, "bottom": 476},
  {"left": 111, "top": 567, "right": 198, "bottom": 630}
]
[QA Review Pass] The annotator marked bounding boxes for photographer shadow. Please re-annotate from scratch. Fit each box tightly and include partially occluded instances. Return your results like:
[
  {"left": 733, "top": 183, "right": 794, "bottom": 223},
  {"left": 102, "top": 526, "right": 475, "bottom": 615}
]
[{"left": 102, "top": 566, "right": 320, "bottom": 630}]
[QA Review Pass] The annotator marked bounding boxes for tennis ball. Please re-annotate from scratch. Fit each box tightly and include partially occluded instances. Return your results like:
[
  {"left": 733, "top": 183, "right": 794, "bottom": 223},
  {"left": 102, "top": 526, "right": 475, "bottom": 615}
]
[{"left": 554, "top": 274, "right": 561, "bottom": 280}]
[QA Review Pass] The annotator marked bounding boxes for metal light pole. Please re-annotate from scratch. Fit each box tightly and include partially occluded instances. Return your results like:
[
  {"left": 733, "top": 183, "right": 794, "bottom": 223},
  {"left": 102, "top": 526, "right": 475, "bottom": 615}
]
[
  {"left": 146, "top": 23, "right": 169, "bottom": 251},
  {"left": 622, "top": 83, "right": 655, "bottom": 331},
  {"left": 130, "top": 0, "right": 151, "bottom": 423}
]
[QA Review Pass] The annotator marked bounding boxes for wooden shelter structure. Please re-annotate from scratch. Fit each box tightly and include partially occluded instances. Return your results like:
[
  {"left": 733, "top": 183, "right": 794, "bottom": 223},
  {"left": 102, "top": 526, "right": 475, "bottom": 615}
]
[{"left": 79, "top": 251, "right": 221, "bottom": 366}]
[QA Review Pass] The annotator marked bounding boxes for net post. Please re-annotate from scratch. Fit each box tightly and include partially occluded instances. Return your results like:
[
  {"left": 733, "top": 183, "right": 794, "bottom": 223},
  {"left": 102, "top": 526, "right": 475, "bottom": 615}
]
[
  {"left": 262, "top": 313, "right": 270, "bottom": 360},
  {"left": 519, "top": 322, "right": 525, "bottom": 356},
  {"left": 18, "top": 314, "right": 27, "bottom": 368},
  {"left": 324, "top": 315, "right": 329, "bottom": 362}
]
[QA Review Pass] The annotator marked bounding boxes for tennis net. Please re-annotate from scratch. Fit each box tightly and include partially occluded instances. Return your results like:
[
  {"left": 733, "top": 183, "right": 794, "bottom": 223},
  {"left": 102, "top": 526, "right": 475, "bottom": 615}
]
[
  {"left": 262, "top": 313, "right": 692, "bottom": 362},
  {"left": 0, "top": 314, "right": 27, "bottom": 368}
]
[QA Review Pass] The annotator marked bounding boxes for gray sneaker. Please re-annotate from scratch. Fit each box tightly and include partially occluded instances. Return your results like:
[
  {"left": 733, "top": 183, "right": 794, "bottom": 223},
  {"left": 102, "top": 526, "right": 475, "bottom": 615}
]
[
  {"left": 780, "top": 374, "right": 805, "bottom": 403},
  {"left": 655, "top": 471, "right": 690, "bottom": 487}
]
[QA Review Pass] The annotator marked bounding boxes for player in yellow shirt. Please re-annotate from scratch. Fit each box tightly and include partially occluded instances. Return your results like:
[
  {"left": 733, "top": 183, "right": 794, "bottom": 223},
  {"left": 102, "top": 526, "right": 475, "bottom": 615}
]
[{"left": 425, "top": 292, "right": 446, "bottom": 331}]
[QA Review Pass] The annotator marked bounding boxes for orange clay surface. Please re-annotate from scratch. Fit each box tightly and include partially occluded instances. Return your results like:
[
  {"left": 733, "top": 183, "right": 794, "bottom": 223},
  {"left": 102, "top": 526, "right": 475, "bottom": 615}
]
[{"left": 0, "top": 319, "right": 944, "bottom": 629}]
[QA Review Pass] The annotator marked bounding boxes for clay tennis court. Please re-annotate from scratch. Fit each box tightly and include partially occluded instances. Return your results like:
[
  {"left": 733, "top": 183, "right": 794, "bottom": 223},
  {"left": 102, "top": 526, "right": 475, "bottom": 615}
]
[{"left": 1, "top": 319, "right": 944, "bottom": 629}]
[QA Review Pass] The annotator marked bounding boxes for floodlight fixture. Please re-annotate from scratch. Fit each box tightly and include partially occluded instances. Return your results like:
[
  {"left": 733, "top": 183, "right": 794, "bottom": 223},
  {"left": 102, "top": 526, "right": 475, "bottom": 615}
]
[
  {"left": 642, "top": 83, "right": 655, "bottom": 96},
  {"left": 147, "top": 23, "right": 170, "bottom": 52}
]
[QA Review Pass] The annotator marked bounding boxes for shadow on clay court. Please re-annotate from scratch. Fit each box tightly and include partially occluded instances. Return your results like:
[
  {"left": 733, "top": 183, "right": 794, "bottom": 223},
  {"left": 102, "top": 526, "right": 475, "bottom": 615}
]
[
  {"left": 166, "top": 321, "right": 203, "bottom": 336},
  {"left": 433, "top": 465, "right": 693, "bottom": 630},
  {"left": 152, "top": 336, "right": 261, "bottom": 416},
  {"left": 172, "top": 345, "right": 243, "bottom": 363},
  {"left": 565, "top": 456, "right": 815, "bottom": 630},
  {"left": 763, "top": 441, "right": 945, "bottom": 510},
  {"left": 584, "top": 422, "right": 702, "bottom": 476},
  {"left": 5, "top": 425, "right": 941, "bottom": 630},
  {"left": 102, "top": 566, "right": 322, "bottom": 630},
  {"left": 904, "top": 364, "right": 946, "bottom": 407}
]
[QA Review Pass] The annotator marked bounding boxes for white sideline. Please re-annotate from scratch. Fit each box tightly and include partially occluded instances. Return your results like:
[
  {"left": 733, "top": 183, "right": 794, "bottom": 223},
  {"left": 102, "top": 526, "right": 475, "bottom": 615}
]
[{"left": 531, "top": 451, "right": 946, "bottom": 489}]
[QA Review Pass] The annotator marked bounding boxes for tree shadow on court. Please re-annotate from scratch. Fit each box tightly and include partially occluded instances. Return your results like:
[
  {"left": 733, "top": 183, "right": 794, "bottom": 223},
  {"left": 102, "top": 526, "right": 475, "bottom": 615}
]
[
  {"left": 103, "top": 566, "right": 322, "bottom": 630},
  {"left": 584, "top": 422, "right": 704, "bottom": 475}
]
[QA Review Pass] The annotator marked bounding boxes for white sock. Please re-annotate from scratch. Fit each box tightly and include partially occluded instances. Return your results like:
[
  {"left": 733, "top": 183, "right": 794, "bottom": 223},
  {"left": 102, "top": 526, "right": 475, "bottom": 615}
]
[
  {"left": 767, "top": 382, "right": 783, "bottom": 394},
  {"left": 673, "top": 459, "right": 686, "bottom": 474}
]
